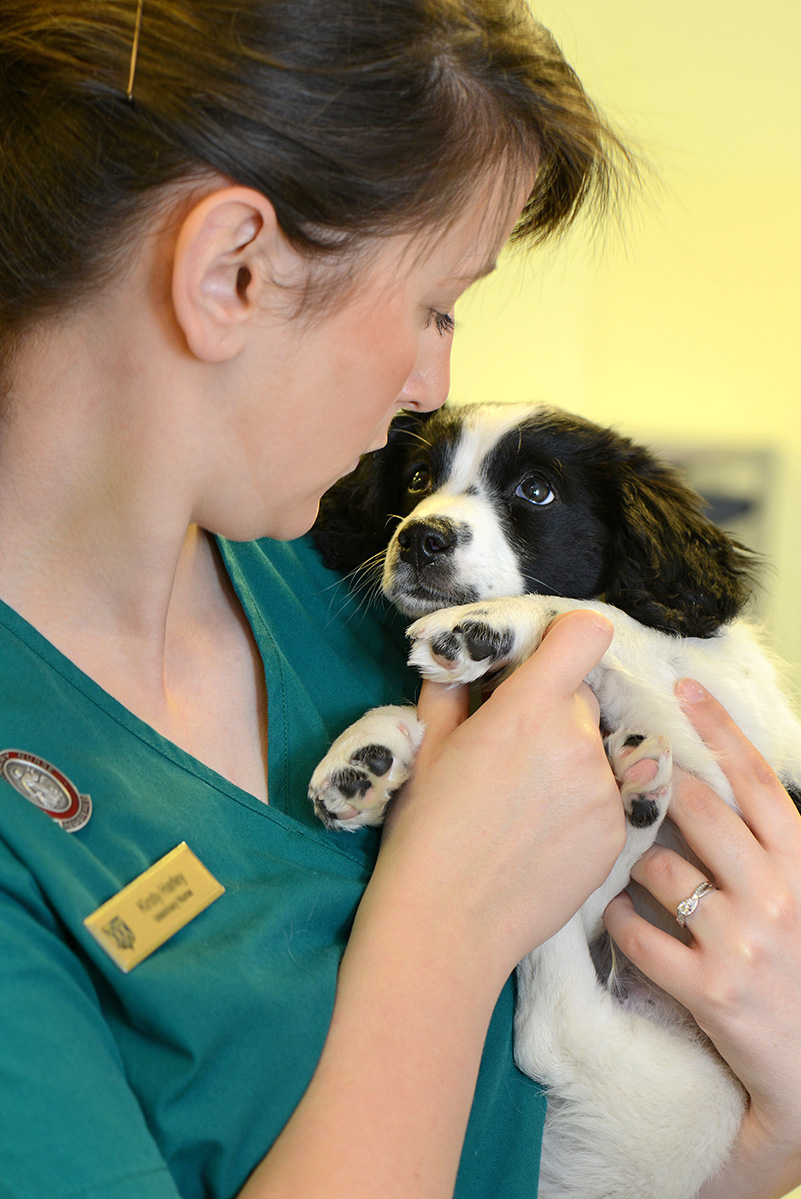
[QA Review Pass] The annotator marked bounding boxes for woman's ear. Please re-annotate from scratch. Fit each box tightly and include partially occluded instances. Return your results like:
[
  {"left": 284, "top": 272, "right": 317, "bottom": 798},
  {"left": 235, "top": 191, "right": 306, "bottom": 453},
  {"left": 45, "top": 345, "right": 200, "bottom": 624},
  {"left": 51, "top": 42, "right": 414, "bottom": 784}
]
[{"left": 171, "top": 186, "right": 290, "bottom": 362}]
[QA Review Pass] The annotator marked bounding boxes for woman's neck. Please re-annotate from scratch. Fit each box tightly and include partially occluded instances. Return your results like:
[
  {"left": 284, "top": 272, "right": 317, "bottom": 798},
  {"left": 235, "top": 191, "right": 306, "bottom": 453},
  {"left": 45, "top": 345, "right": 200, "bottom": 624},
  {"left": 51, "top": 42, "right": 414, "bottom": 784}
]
[
  {"left": 0, "top": 309, "right": 217, "bottom": 696},
  {"left": 0, "top": 328, "right": 271, "bottom": 800}
]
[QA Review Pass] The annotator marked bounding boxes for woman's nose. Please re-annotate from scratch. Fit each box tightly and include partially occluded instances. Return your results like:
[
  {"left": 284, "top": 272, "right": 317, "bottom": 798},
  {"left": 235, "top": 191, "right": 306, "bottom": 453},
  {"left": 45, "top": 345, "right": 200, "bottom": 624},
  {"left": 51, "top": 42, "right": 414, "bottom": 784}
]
[{"left": 399, "top": 329, "right": 453, "bottom": 411}]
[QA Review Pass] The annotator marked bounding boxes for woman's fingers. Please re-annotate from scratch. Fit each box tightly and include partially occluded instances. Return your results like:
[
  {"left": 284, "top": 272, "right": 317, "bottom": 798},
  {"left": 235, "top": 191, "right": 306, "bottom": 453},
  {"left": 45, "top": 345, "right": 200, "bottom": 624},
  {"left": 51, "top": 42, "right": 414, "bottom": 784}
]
[
  {"left": 603, "top": 887, "right": 695, "bottom": 1001},
  {"left": 606, "top": 681, "right": 801, "bottom": 1166},
  {"left": 483, "top": 609, "right": 612, "bottom": 731},
  {"left": 627, "top": 842, "right": 720, "bottom": 938},
  {"left": 417, "top": 609, "right": 612, "bottom": 743},
  {"left": 676, "top": 679, "right": 801, "bottom": 852},
  {"left": 666, "top": 767, "right": 760, "bottom": 897},
  {"left": 527, "top": 609, "right": 614, "bottom": 698},
  {"left": 415, "top": 679, "right": 470, "bottom": 750},
  {"left": 655, "top": 680, "right": 801, "bottom": 899}
]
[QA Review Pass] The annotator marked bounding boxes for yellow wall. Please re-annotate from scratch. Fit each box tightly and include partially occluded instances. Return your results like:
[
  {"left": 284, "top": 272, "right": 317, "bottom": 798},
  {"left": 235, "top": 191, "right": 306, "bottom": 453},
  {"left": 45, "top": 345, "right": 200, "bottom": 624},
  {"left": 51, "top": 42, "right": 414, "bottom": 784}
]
[{"left": 451, "top": 0, "right": 801, "bottom": 683}]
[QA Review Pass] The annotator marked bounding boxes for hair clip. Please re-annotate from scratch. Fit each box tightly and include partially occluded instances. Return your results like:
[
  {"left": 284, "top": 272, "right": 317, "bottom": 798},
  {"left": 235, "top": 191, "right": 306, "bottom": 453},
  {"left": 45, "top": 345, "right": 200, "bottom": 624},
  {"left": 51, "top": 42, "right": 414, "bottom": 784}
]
[{"left": 126, "top": 0, "right": 144, "bottom": 102}]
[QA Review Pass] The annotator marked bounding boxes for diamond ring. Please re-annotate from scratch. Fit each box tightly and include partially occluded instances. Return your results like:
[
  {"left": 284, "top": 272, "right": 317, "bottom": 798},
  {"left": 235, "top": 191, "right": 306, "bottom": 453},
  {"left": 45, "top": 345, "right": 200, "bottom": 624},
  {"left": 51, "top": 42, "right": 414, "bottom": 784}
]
[{"left": 676, "top": 881, "right": 716, "bottom": 927}]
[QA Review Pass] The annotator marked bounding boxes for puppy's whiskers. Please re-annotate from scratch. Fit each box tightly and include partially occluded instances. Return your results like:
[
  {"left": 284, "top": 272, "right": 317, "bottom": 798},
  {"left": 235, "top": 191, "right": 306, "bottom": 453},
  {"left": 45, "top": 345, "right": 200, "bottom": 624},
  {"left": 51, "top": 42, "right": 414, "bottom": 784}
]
[
  {"left": 522, "top": 571, "right": 558, "bottom": 596},
  {"left": 316, "top": 552, "right": 386, "bottom": 627},
  {"left": 349, "top": 551, "right": 387, "bottom": 606},
  {"left": 401, "top": 429, "right": 432, "bottom": 450}
]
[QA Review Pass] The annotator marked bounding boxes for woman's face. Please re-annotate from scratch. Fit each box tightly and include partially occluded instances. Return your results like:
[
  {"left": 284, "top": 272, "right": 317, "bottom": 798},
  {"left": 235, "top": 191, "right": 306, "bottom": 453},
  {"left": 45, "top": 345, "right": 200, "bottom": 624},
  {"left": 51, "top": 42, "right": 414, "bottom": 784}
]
[{"left": 201, "top": 177, "right": 530, "bottom": 541}]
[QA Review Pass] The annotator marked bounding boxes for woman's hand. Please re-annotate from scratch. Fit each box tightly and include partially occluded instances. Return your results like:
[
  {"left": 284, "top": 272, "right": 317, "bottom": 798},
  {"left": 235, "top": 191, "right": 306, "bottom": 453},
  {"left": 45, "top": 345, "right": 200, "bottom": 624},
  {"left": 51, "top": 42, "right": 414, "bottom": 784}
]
[
  {"left": 605, "top": 680, "right": 801, "bottom": 1199},
  {"left": 375, "top": 608, "right": 626, "bottom": 983}
]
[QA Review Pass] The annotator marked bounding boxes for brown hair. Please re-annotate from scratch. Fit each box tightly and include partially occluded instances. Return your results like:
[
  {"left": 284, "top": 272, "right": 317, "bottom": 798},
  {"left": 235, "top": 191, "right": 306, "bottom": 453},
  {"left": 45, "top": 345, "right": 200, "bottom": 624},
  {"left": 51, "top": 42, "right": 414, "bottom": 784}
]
[{"left": 0, "top": 0, "right": 633, "bottom": 361}]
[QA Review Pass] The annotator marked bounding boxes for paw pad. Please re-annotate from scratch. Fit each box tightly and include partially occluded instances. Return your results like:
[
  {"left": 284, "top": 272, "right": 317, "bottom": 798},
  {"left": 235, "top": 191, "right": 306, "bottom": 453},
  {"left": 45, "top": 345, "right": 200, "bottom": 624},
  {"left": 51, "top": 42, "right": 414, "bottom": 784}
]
[
  {"left": 351, "top": 745, "right": 394, "bottom": 776},
  {"left": 327, "top": 767, "right": 372, "bottom": 802},
  {"left": 430, "top": 632, "right": 463, "bottom": 663},
  {"left": 453, "top": 620, "right": 514, "bottom": 664},
  {"left": 627, "top": 795, "right": 663, "bottom": 829}
]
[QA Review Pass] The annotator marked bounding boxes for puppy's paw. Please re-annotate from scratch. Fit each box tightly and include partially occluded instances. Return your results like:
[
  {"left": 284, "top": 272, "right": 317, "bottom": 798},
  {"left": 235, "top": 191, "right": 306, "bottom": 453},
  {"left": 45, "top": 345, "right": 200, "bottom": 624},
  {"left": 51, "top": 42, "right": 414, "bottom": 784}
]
[
  {"left": 605, "top": 729, "right": 672, "bottom": 830},
  {"left": 406, "top": 602, "right": 526, "bottom": 683},
  {"left": 309, "top": 705, "right": 424, "bottom": 831}
]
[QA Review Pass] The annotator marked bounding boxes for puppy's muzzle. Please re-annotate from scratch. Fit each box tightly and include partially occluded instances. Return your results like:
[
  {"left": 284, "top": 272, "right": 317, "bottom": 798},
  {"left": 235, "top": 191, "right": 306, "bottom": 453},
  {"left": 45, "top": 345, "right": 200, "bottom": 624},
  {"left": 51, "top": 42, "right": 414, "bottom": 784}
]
[
  {"left": 385, "top": 514, "right": 478, "bottom": 615},
  {"left": 396, "top": 518, "right": 458, "bottom": 571}
]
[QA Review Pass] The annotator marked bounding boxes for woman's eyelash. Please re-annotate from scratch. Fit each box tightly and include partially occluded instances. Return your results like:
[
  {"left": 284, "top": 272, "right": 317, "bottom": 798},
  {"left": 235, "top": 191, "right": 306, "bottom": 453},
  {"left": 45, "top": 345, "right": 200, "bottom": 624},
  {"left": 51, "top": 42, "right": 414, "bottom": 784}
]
[{"left": 430, "top": 310, "right": 456, "bottom": 337}]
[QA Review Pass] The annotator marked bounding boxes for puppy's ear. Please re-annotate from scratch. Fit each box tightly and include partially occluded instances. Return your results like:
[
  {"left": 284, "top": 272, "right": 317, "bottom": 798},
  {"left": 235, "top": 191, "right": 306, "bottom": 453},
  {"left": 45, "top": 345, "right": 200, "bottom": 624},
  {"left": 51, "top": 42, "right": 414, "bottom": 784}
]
[
  {"left": 603, "top": 451, "right": 756, "bottom": 637},
  {"left": 311, "top": 410, "right": 435, "bottom": 574}
]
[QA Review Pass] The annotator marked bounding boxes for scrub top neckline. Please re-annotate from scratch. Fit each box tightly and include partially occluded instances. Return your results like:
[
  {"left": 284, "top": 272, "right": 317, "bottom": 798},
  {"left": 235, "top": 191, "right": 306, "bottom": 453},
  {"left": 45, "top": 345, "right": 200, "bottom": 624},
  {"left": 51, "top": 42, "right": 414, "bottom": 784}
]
[{"left": 0, "top": 537, "right": 358, "bottom": 852}]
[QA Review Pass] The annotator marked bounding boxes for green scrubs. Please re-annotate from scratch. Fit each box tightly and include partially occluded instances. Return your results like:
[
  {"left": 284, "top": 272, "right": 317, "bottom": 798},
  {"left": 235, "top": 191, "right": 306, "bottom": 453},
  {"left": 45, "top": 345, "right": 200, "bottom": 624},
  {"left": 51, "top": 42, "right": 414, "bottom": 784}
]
[{"left": 0, "top": 536, "right": 545, "bottom": 1199}]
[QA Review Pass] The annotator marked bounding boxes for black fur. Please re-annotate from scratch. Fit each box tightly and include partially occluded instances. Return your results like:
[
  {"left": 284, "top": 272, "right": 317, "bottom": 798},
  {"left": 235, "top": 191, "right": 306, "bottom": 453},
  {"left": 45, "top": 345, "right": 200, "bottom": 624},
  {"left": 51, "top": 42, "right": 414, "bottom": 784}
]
[
  {"left": 311, "top": 405, "right": 756, "bottom": 638},
  {"left": 312, "top": 409, "right": 438, "bottom": 573}
]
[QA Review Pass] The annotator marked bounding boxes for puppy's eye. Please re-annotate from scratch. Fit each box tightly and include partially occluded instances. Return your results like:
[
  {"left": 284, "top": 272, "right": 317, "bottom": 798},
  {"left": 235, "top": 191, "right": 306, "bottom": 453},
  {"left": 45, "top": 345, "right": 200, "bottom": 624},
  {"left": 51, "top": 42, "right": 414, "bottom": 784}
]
[
  {"left": 408, "top": 466, "right": 432, "bottom": 494},
  {"left": 515, "top": 477, "right": 555, "bottom": 506}
]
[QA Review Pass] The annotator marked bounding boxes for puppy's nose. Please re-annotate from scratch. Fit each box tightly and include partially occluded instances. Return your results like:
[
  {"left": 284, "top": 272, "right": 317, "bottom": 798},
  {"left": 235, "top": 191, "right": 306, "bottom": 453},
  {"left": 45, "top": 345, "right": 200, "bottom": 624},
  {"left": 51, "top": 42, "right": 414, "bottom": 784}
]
[{"left": 397, "top": 519, "right": 456, "bottom": 569}]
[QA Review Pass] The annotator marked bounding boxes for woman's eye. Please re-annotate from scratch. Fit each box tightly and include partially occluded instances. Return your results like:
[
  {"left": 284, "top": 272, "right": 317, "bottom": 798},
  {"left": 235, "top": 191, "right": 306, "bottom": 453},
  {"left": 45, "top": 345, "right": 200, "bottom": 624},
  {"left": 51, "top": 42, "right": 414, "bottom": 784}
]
[
  {"left": 430, "top": 310, "right": 455, "bottom": 337},
  {"left": 515, "top": 477, "right": 556, "bottom": 506},
  {"left": 408, "top": 466, "right": 432, "bottom": 494}
]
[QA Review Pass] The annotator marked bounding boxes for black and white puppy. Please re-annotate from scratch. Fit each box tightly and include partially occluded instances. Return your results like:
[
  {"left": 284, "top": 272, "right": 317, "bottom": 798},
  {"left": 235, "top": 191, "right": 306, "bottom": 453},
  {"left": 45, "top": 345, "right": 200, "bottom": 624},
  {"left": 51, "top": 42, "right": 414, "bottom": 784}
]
[{"left": 309, "top": 401, "right": 801, "bottom": 1199}]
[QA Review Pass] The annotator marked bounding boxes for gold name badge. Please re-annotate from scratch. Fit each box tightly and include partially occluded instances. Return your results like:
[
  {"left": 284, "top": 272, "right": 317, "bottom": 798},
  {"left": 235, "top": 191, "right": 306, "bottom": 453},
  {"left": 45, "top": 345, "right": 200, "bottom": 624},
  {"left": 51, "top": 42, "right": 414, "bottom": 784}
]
[{"left": 84, "top": 842, "right": 225, "bottom": 973}]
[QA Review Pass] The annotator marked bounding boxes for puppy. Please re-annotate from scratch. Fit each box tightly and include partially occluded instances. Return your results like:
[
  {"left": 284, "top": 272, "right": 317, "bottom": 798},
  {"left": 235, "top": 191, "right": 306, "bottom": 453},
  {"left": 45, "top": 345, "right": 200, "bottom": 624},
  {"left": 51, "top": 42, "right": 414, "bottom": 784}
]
[{"left": 309, "top": 402, "right": 801, "bottom": 1199}]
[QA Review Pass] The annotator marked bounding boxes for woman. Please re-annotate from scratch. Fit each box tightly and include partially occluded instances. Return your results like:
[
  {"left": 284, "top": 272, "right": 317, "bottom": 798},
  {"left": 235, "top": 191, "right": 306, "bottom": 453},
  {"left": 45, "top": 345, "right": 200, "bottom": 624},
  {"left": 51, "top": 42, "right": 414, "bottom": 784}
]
[{"left": 0, "top": 3, "right": 799, "bottom": 1198}]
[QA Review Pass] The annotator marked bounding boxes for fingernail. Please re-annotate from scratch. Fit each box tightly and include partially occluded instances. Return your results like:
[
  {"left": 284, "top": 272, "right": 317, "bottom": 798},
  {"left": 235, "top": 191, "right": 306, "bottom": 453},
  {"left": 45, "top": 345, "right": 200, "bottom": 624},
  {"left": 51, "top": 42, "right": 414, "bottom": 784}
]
[
  {"left": 589, "top": 613, "right": 615, "bottom": 636},
  {"left": 676, "top": 678, "right": 707, "bottom": 704},
  {"left": 571, "top": 610, "right": 614, "bottom": 636}
]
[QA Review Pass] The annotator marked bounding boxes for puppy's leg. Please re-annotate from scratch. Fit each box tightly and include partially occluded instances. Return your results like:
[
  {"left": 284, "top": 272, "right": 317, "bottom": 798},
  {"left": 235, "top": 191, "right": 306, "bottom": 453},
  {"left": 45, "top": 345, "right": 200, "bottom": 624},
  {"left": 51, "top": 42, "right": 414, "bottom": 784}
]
[
  {"left": 578, "top": 731, "right": 672, "bottom": 940},
  {"left": 309, "top": 705, "right": 424, "bottom": 831}
]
